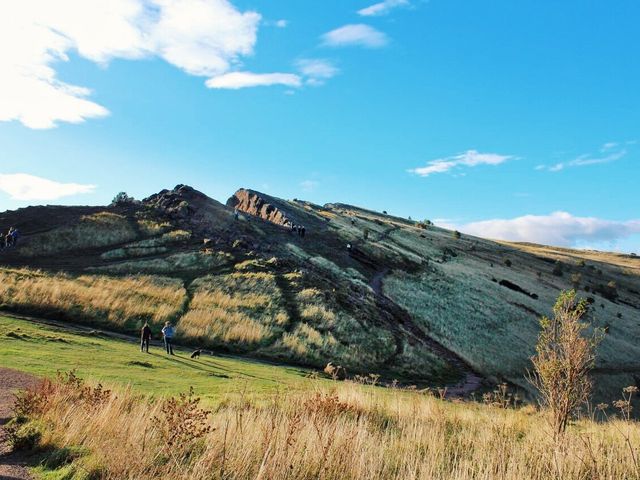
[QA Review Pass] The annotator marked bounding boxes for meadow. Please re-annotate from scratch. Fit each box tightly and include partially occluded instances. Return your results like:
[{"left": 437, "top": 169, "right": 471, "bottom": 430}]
[{"left": 4, "top": 315, "right": 640, "bottom": 480}]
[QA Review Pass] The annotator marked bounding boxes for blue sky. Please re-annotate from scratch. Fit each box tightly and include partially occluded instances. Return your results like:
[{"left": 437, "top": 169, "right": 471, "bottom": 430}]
[{"left": 1, "top": 0, "right": 639, "bottom": 252}]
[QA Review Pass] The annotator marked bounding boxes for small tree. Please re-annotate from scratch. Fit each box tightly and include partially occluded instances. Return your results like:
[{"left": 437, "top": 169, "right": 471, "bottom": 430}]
[
  {"left": 452, "top": 230, "right": 461, "bottom": 240},
  {"left": 529, "top": 290, "right": 602, "bottom": 439},
  {"left": 111, "top": 191, "right": 134, "bottom": 206}
]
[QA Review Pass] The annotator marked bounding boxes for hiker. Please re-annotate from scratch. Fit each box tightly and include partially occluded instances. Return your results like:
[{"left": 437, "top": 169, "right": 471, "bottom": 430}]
[
  {"left": 4, "top": 228, "right": 13, "bottom": 248},
  {"left": 140, "top": 322, "right": 152, "bottom": 353},
  {"left": 11, "top": 228, "right": 19, "bottom": 246},
  {"left": 0, "top": 233, "right": 4, "bottom": 250},
  {"left": 234, "top": 208, "right": 239, "bottom": 220},
  {"left": 162, "top": 321, "right": 175, "bottom": 355},
  {"left": 301, "top": 226, "right": 306, "bottom": 238}
]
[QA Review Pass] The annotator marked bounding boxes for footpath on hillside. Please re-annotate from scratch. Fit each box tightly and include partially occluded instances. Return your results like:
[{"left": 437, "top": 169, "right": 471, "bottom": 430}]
[
  {"left": 370, "top": 269, "right": 484, "bottom": 397},
  {"left": 0, "top": 368, "right": 39, "bottom": 480}
]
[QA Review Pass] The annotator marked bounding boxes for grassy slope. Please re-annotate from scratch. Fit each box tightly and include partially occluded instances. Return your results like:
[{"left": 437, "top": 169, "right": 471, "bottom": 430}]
[
  {"left": 1, "top": 187, "right": 639, "bottom": 401},
  {"left": 0, "top": 315, "right": 325, "bottom": 404}
]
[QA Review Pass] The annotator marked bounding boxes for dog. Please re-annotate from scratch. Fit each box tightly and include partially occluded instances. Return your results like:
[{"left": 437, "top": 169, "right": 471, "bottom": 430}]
[{"left": 190, "top": 349, "right": 202, "bottom": 359}]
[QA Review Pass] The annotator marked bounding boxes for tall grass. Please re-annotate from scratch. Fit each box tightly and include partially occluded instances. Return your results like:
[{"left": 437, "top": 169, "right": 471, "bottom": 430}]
[
  {"left": 18, "top": 212, "right": 138, "bottom": 257},
  {"left": 0, "top": 268, "right": 185, "bottom": 328},
  {"left": 177, "top": 273, "right": 287, "bottom": 348},
  {"left": 16, "top": 374, "right": 640, "bottom": 480}
]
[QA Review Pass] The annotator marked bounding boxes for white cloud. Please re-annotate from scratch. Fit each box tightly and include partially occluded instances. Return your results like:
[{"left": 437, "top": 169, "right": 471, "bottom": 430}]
[
  {"left": 453, "top": 211, "right": 640, "bottom": 248},
  {"left": 358, "top": 0, "right": 409, "bottom": 17},
  {"left": 321, "top": 24, "right": 389, "bottom": 49},
  {"left": 409, "top": 150, "right": 514, "bottom": 177},
  {"left": 539, "top": 143, "right": 627, "bottom": 172},
  {"left": 0, "top": 0, "right": 262, "bottom": 129},
  {"left": 296, "top": 59, "right": 339, "bottom": 86},
  {"left": 0, "top": 173, "right": 96, "bottom": 201},
  {"left": 300, "top": 180, "right": 318, "bottom": 192},
  {"left": 205, "top": 72, "right": 301, "bottom": 89},
  {"left": 275, "top": 19, "right": 288, "bottom": 28}
]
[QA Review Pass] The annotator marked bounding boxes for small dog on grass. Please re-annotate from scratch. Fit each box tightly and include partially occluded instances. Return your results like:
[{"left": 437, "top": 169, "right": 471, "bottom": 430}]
[{"left": 190, "top": 349, "right": 202, "bottom": 359}]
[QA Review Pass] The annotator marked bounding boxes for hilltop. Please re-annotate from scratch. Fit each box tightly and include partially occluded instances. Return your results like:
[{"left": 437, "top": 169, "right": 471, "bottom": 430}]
[{"left": 1, "top": 184, "right": 639, "bottom": 402}]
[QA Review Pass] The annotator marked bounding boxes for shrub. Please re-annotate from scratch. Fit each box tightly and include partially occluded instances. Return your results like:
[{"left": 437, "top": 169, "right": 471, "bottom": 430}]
[
  {"left": 571, "top": 273, "right": 582, "bottom": 288},
  {"left": 504, "top": 259, "right": 512, "bottom": 268},
  {"left": 552, "top": 261, "right": 563, "bottom": 277},
  {"left": 452, "top": 230, "right": 461, "bottom": 240},
  {"left": 111, "top": 191, "right": 135, "bottom": 206},
  {"left": 528, "top": 290, "right": 603, "bottom": 439}
]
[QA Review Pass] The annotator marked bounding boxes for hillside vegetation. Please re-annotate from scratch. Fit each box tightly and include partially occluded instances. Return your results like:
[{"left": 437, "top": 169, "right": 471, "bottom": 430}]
[
  {"left": 1, "top": 184, "right": 639, "bottom": 402},
  {"left": 2, "top": 314, "right": 639, "bottom": 480}
]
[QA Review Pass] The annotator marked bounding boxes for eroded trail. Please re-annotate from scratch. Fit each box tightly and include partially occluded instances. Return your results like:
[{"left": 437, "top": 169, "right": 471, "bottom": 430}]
[
  {"left": 0, "top": 368, "right": 39, "bottom": 480},
  {"left": 371, "top": 268, "right": 484, "bottom": 397}
]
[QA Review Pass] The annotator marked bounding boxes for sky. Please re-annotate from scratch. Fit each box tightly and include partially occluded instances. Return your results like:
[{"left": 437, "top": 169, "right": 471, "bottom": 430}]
[{"left": 1, "top": 0, "right": 639, "bottom": 253}]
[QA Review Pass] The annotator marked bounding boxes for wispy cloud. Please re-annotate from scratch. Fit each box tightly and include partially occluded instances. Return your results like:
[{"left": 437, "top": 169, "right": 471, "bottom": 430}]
[
  {"left": 538, "top": 143, "right": 627, "bottom": 172},
  {"left": 0, "top": 0, "right": 262, "bottom": 129},
  {"left": 296, "top": 59, "right": 339, "bottom": 86},
  {"left": 206, "top": 72, "right": 302, "bottom": 89},
  {"left": 452, "top": 211, "right": 640, "bottom": 249},
  {"left": 275, "top": 19, "right": 288, "bottom": 28},
  {"left": 321, "top": 24, "right": 389, "bottom": 49},
  {"left": 409, "top": 150, "right": 515, "bottom": 177},
  {"left": 0, "top": 173, "right": 96, "bottom": 201},
  {"left": 358, "top": 0, "right": 409, "bottom": 17}
]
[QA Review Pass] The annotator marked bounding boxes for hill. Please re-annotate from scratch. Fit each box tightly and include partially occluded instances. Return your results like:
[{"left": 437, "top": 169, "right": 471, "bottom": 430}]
[
  {"left": 2, "top": 315, "right": 639, "bottom": 480},
  {"left": 1, "top": 184, "right": 639, "bottom": 403}
]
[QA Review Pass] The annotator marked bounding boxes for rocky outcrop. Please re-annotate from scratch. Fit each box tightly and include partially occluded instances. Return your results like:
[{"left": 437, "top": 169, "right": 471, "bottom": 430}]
[
  {"left": 143, "top": 184, "right": 233, "bottom": 234},
  {"left": 227, "top": 189, "right": 292, "bottom": 226}
]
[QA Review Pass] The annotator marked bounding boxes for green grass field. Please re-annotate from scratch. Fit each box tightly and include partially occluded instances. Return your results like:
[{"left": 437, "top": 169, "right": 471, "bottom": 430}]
[{"left": 0, "top": 315, "right": 329, "bottom": 404}]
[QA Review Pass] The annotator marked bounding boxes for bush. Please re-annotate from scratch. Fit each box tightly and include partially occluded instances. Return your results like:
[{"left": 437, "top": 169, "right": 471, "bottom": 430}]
[
  {"left": 571, "top": 273, "right": 582, "bottom": 288},
  {"left": 504, "top": 259, "right": 512, "bottom": 268},
  {"left": 552, "top": 261, "right": 563, "bottom": 277},
  {"left": 529, "top": 290, "right": 603, "bottom": 439},
  {"left": 7, "top": 419, "right": 43, "bottom": 451},
  {"left": 452, "top": 230, "right": 461, "bottom": 240},
  {"left": 111, "top": 191, "right": 135, "bottom": 206}
]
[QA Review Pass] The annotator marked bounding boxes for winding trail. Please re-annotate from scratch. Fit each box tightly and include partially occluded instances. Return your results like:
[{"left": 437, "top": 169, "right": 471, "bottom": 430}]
[
  {"left": 370, "top": 268, "right": 484, "bottom": 397},
  {"left": 0, "top": 368, "right": 39, "bottom": 480}
]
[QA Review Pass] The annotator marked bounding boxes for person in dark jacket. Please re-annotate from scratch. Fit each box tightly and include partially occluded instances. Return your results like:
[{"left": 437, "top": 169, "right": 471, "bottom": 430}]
[{"left": 141, "top": 322, "right": 152, "bottom": 353}]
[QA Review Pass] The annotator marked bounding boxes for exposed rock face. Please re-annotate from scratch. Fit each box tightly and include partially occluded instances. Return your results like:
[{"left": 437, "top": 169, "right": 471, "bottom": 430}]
[
  {"left": 143, "top": 184, "right": 232, "bottom": 233},
  {"left": 227, "top": 188, "right": 292, "bottom": 226},
  {"left": 143, "top": 184, "right": 201, "bottom": 219}
]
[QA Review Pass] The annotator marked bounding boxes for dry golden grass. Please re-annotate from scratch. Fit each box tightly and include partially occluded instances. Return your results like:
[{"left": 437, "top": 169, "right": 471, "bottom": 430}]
[
  {"left": 503, "top": 241, "right": 640, "bottom": 274},
  {"left": 179, "top": 307, "right": 270, "bottom": 344},
  {"left": 19, "top": 212, "right": 138, "bottom": 257},
  {"left": 20, "top": 375, "right": 640, "bottom": 480},
  {"left": 137, "top": 218, "right": 172, "bottom": 236},
  {"left": 0, "top": 267, "right": 185, "bottom": 328},
  {"left": 177, "top": 272, "right": 287, "bottom": 348}
]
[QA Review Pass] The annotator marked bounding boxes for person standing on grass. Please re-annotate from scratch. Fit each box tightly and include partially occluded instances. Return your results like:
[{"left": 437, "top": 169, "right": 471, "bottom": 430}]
[
  {"left": 162, "top": 321, "right": 175, "bottom": 355},
  {"left": 140, "top": 322, "right": 152, "bottom": 353}
]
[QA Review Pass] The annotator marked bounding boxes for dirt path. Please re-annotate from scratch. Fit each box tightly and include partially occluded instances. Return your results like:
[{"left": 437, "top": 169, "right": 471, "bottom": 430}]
[
  {"left": 371, "top": 268, "right": 484, "bottom": 397},
  {"left": 0, "top": 368, "right": 39, "bottom": 480}
]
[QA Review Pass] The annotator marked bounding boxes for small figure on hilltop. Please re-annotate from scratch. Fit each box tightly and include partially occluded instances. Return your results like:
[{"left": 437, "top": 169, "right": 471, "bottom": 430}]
[
  {"left": 140, "top": 322, "right": 152, "bottom": 353},
  {"left": 4, "top": 227, "right": 19, "bottom": 248},
  {"left": 300, "top": 225, "right": 306, "bottom": 238},
  {"left": 234, "top": 208, "right": 239, "bottom": 220},
  {"left": 162, "top": 321, "right": 175, "bottom": 355}
]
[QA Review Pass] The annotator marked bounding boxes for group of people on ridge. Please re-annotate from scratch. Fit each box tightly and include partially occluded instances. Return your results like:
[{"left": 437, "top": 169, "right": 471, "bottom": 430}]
[
  {"left": 0, "top": 227, "right": 20, "bottom": 249},
  {"left": 140, "top": 321, "right": 175, "bottom": 355},
  {"left": 288, "top": 222, "right": 306, "bottom": 238}
]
